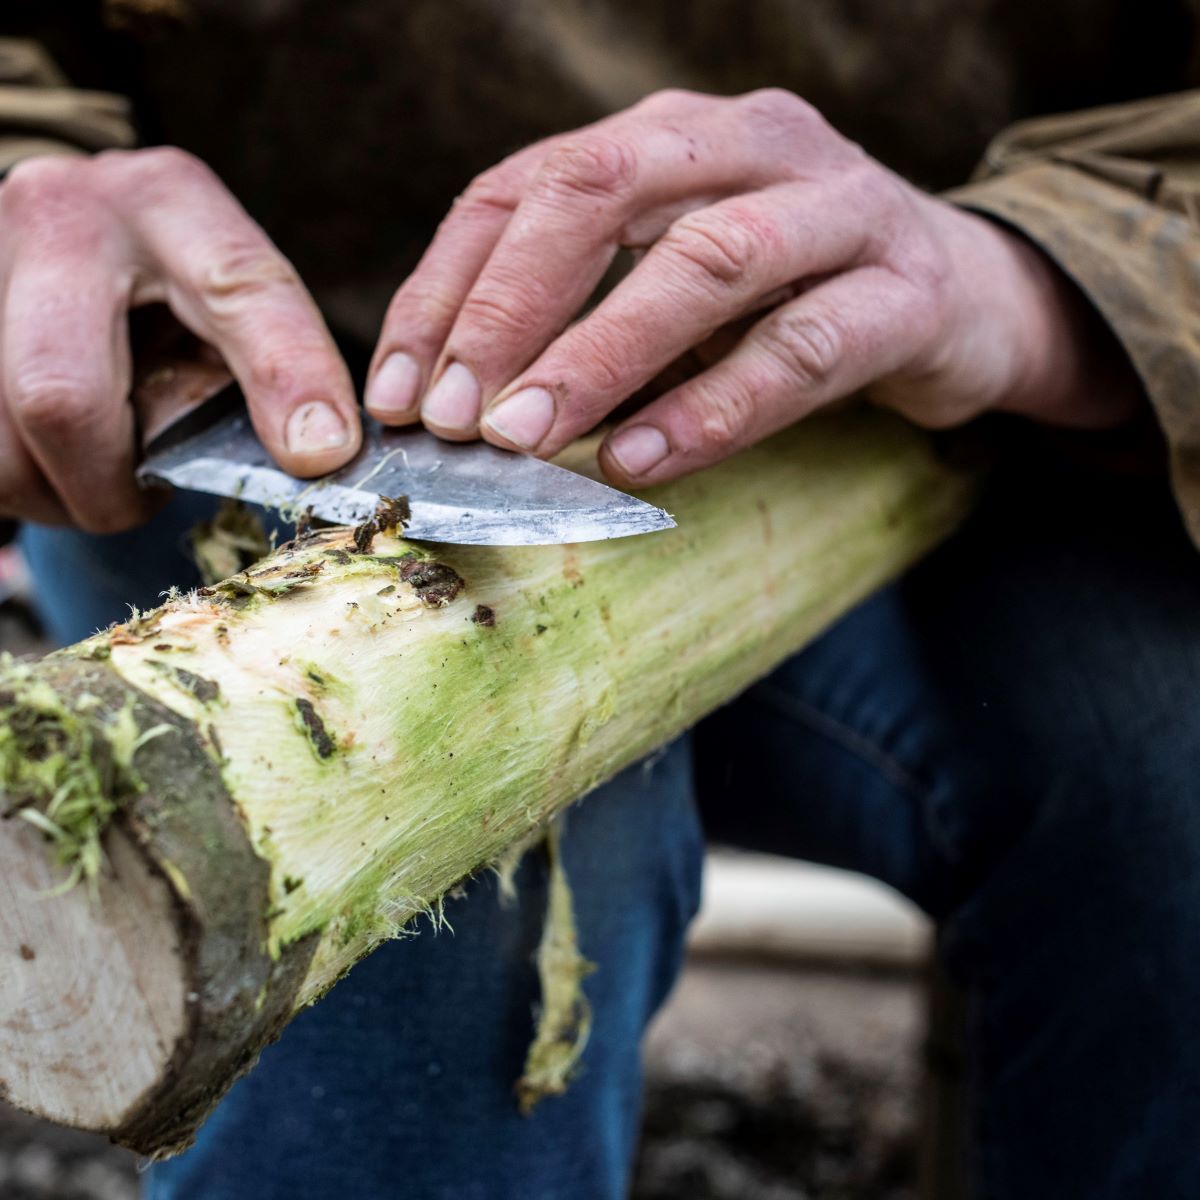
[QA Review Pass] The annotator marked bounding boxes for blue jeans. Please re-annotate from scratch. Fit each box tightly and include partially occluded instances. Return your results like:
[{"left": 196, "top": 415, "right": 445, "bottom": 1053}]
[{"left": 21, "top": 442, "right": 1200, "bottom": 1199}]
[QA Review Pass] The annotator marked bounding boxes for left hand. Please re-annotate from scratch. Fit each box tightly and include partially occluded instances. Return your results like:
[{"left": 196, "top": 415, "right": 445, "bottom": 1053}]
[{"left": 366, "top": 88, "right": 1139, "bottom": 487}]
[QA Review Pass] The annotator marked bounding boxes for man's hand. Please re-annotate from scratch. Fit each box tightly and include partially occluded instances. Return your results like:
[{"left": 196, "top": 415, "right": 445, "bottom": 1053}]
[
  {"left": 0, "top": 148, "right": 360, "bottom": 530},
  {"left": 367, "top": 89, "right": 1139, "bottom": 487}
]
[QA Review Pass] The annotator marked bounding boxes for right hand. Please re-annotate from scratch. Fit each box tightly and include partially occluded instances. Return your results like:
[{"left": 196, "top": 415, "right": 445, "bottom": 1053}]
[{"left": 0, "top": 147, "right": 361, "bottom": 531}]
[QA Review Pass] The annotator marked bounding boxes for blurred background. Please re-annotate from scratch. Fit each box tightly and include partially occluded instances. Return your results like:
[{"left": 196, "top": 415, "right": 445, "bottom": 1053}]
[{"left": 0, "top": 538, "right": 962, "bottom": 1200}]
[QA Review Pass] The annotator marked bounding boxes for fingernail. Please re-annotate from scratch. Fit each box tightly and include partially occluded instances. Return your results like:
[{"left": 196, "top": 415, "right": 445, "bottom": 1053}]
[
  {"left": 607, "top": 424, "right": 669, "bottom": 477},
  {"left": 483, "top": 386, "right": 555, "bottom": 450},
  {"left": 366, "top": 352, "right": 421, "bottom": 418},
  {"left": 422, "top": 361, "right": 481, "bottom": 431},
  {"left": 286, "top": 401, "right": 350, "bottom": 455}
]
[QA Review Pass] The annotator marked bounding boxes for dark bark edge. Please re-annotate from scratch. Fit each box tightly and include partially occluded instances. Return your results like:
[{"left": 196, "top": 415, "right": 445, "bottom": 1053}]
[{"left": 29, "top": 658, "right": 318, "bottom": 1157}]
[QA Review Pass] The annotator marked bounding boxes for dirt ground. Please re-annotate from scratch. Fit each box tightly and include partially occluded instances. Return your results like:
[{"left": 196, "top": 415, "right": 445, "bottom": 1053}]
[
  {"left": 634, "top": 959, "right": 923, "bottom": 1200},
  {"left": 0, "top": 956, "right": 924, "bottom": 1200}
]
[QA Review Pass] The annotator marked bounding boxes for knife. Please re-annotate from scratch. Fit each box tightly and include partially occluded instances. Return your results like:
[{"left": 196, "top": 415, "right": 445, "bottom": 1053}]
[{"left": 135, "top": 381, "right": 675, "bottom": 546}]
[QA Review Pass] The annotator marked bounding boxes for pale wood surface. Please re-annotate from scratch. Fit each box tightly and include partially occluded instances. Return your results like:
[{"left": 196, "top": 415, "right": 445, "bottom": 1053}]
[{"left": 0, "top": 818, "right": 187, "bottom": 1131}]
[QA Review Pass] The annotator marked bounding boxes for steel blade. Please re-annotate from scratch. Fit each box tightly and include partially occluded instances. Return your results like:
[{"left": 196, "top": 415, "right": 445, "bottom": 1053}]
[{"left": 137, "top": 390, "right": 675, "bottom": 545}]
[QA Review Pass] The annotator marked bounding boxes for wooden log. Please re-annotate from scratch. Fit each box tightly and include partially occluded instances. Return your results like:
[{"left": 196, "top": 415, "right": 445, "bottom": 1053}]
[{"left": 0, "top": 410, "right": 977, "bottom": 1155}]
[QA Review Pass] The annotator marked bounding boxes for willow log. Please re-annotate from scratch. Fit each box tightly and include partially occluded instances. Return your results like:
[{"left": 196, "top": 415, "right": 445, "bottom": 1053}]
[{"left": 0, "top": 410, "right": 976, "bottom": 1155}]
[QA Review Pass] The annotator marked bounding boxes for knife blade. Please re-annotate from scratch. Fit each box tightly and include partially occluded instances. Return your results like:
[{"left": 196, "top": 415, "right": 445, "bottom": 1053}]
[{"left": 135, "top": 384, "right": 676, "bottom": 546}]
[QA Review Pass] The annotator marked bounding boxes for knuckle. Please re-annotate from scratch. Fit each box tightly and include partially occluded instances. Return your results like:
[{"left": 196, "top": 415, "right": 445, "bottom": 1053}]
[
  {"left": 738, "top": 87, "right": 823, "bottom": 131},
  {"left": 633, "top": 87, "right": 706, "bottom": 114},
  {"left": 240, "top": 341, "right": 331, "bottom": 397},
  {"left": 760, "top": 308, "right": 847, "bottom": 390},
  {"left": 384, "top": 280, "right": 460, "bottom": 340},
  {"left": 2, "top": 155, "right": 78, "bottom": 201},
  {"left": 123, "top": 144, "right": 211, "bottom": 188},
  {"left": 8, "top": 374, "right": 96, "bottom": 435},
  {"left": 452, "top": 168, "right": 518, "bottom": 222},
  {"left": 92, "top": 145, "right": 219, "bottom": 211},
  {"left": 659, "top": 207, "right": 776, "bottom": 289},
  {"left": 458, "top": 283, "right": 545, "bottom": 341},
  {"left": 0, "top": 156, "right": 87, "bottom": 224},
  {"left": 537, "top": 135, "right": 639, "bottom": 204},
  {"left": 191, "top": 240, "right": 301, "bottom": 311},
  {"left": 242, "top": 348, "right": 294, "bottom": 392},
  {"left": 568, "top": 325, "right": 631, "bottom": 395},
  {"left": 682, "top": 380, "right": 756, "bottom": 454}
]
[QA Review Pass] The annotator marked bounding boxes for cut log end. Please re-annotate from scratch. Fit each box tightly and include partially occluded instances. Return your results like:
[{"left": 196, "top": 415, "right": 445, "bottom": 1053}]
[
  {"left": 0, "top": 657, "right": 320, "bottom": 1156},
  {"left": 0, "top": 813, "right": 187, "bottom": 1133}
]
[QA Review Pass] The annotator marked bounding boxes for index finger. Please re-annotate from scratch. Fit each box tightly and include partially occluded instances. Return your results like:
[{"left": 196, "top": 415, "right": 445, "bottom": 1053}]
[
  {"left": 113, "top": 149, "right": 361, "bottom": 477},
  {"left": 418, "top": 112, "right": 779, "bottom": 439}
]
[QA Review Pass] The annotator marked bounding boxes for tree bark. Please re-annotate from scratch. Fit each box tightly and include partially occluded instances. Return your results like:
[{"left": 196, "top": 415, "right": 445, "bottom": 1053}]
[{"left": 0, "top": 410, "right": 977, "bottom": 1155}]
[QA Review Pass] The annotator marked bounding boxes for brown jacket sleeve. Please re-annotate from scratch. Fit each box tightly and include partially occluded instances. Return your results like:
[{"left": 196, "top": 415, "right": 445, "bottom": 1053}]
[
  {"left": 948, "top": 92, "right": 1200, "bottom": 545},
  {"left": 0, "top": 38, "right": 135, "bottom": 173}
]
